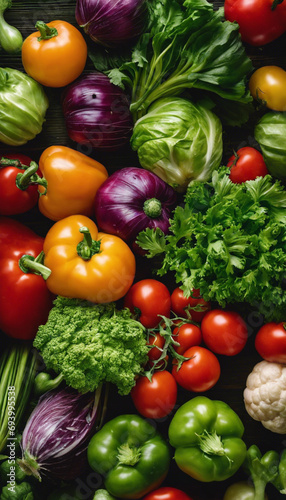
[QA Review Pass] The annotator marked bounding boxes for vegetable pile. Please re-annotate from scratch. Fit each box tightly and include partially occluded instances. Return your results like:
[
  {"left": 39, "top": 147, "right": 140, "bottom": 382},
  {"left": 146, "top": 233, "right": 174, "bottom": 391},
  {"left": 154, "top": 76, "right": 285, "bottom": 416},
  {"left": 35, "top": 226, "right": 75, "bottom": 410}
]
[{"left": 0, "top": 0, "right": 286, "bottom": 499}]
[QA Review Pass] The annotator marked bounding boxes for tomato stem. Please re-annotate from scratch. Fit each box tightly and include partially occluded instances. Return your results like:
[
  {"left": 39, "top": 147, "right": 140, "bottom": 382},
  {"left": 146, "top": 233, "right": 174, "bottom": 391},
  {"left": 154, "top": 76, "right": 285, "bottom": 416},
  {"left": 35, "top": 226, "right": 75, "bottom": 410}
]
[
  {"left": 35, "top": 21, "right": 58, "bottom": 41},
  {"left": 271, "top": 0, "right": 284, "bottom": 10},
  {"left": 0, "top": 156, "right": 29, "bottom": 168},
  {"left": 77, "top": 227, "right": 102, "bottom": 261}
]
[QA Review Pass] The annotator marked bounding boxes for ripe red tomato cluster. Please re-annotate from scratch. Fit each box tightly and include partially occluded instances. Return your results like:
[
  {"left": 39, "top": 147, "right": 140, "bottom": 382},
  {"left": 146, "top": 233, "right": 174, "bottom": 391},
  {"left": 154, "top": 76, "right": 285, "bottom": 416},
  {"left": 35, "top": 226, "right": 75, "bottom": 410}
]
[{"left": 124, "top": 279, "right": 249, "bottom": 420}]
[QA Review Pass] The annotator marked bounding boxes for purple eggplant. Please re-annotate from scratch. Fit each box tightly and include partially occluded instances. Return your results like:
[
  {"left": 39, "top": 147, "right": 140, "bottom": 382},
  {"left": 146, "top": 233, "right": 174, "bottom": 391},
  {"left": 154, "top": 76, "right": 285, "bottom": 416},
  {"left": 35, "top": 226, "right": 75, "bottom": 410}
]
[
  {"left": 94, "top": 167, "right": 177, "bottom": 243},
  {"left": 19, "top": 386, "right": 106, "bottom": 481},
  {"left": 75, "top": 0, "right": 147, "bottom": 47},
  {"left": 62, "top": 72, "right": 133, "bottom": 150}
]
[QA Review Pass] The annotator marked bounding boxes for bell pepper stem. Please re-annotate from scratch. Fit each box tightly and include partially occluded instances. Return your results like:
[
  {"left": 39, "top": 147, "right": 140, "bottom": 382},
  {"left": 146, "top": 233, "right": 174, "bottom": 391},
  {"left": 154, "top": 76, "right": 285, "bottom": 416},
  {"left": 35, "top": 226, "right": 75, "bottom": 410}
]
[
  {"left": 196, "top": 430, "right": 228, "bottom": 457},
  {"left": 16, "top": 161, "right": 48, "bottom": 194},
  {"left": 18, "top": 251, "right": 51, "bottom": 280},
  {"left": 33, "top": 372, "right": 65, "bottom": 396},
  {"left": 77, "top": 227, "right": 102, "bottom": 260},
  {"left": 117, "top": 443, "right": 141, "bottom": 466},
  {"left": 35, "top": 20, "right": 58, "bottom": 41},
  {"left": 0, "top": 156, "right": 28, "bottom": 168}
]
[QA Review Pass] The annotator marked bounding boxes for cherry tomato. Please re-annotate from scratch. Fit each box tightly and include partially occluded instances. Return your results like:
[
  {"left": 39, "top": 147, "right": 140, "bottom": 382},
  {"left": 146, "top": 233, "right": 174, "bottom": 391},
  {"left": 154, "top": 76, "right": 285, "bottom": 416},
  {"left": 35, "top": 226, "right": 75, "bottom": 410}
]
[
  {"left": 224, "top": 0, "right": 286, "bottom": 46},
  {"left": 124, "top": 279, "right": 171, "bottom": 328},
  {"left": 170, "top": 287, "right": 210, "bottom": 323},
  {"left": 172, "top": 323, "right": 202, "bottom": 355},
  {"left": 143, "top": 487, "right": 193, "bottom": 500},
  {"left": 255, "top": 322, "right": 286, "bottom": 363},
  {"left": 147, "top": 333, "right": 166, "bottom": 361},
  {"left": 227, "top": 147, "right": 269, "bottom": 183},
  {"left": 201, "top": 309, "right": 248, "bottom": 356},
  {"left": 249, "top": 66, "right": 286, "bottom": 112},
  {"left": 131, "top": 370, "right": 177, "bottom": 419},
  {"left": 22, "top": 20, "right": 87, "bottom": 87},
  {"left": 172, "top": 346, "right": 220, "bottom": 392}
]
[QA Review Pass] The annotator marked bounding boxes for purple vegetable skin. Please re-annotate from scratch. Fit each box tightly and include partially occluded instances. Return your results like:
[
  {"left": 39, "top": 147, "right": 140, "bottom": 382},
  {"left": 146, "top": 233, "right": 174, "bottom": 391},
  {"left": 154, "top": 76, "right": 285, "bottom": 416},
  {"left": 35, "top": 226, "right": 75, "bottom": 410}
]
[
  {"left": 62, "top": 72, "right": 133, "bottom": 150},
  {"left": 75, "top": 0, "right": 147, "bottom": 47},
  {"left": 19, "top": 386, "right": 104, "bottom": 481},
  {"left": 94, "top": 167, "right": 177, "bottom": 242}
]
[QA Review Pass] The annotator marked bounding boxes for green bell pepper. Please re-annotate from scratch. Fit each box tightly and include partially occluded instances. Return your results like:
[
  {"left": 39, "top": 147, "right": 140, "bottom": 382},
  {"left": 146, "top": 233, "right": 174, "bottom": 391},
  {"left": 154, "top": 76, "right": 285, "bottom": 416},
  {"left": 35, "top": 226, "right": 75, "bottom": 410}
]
[
  {"left": 168, "top": 396, "right": 247, "bottom": 482},
  {"left": 87, "top": 414, "right": 170, "bottom": 499}
]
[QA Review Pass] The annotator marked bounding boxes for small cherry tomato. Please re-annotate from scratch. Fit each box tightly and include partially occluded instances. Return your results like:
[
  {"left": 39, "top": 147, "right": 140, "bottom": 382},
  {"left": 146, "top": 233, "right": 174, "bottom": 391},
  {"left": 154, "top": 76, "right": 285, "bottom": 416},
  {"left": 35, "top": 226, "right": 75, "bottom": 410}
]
[
  {"left": 172, "top": 323, "right": 202, "bottom": 355},
  {"left": 170, "top": 287, "right": 210, "bottom": 323},
  {"left": 249, "top": 66, "right": 286, "bottom": 112},
  {"left": 147, "top": 333, "right": 166, "bottom": 362},
  {"left": 124, "top": 279, "right": 171, "bottom": 328},
  {"left": 22, "top": 20, "right": 87, "bottom": 87},
  {"left": 143, "top": 487, "right": 194, "bottom": 500},
  {"left": 201, "top": 309, "right": 248, "bottom": 356},
  {"left": 131, "top": 370, "right": 177, "bottom": 419},
  {"left": 255, "top": 322, "right": 286, "bottom": 363},
  {"left": 227, "top": 147, "right": 269, "bottom": 183},
  {"left": 172, "top": 346, "right": 220, "bottom": 392}
]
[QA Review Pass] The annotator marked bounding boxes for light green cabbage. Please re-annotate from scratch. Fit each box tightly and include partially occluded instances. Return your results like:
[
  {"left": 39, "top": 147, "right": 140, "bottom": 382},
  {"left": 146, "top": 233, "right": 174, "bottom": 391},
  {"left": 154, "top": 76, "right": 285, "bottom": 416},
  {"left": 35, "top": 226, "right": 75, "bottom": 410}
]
[
  {"left": 131, "top": 97, "right": 223, "bottom": 192},
  {"left": 0, "top": 67, "right": 49, "bottom": 146},
  {"left": 254, "top": 111, "right": 286, "bottom": 181}
]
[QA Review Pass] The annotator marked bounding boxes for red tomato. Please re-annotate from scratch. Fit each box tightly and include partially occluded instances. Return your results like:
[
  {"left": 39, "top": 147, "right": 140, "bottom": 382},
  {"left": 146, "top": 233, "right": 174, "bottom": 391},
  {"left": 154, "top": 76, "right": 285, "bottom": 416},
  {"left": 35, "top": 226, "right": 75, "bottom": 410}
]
[
  {"left": 170, "top": 287, "right": 210, "bottom": 323},
  {"left": 147, "top": 333, "right": 166, "bottom": 361},
  {"left": 172, "top": 346, "right": 220, "bottom": 392},
  {"left": 124, "top": 279, "right": 171, "bottom": 328},
  {"left": 255, "top": 322, "right": 286, "bottom": 363},
  {"left": 131, "top": 370, "right": 177, "bottom": 419},
  {"left": 224, "top": 0, "right": 286, "bottom": 46},
  {"left": 227, "top": 147, "right": 269, "bottom": 183},
  {"left": 0, "top": 153, "right": 40, "bottom": 215},
  {"left": 143, "top": 487, "right": 193, "bottom": 500},
  {"left": 172, "top": 323, "right": 202, "bottom": 355},
  {"left": 201, "top": 309, "right": 248, "bottom": 356}
]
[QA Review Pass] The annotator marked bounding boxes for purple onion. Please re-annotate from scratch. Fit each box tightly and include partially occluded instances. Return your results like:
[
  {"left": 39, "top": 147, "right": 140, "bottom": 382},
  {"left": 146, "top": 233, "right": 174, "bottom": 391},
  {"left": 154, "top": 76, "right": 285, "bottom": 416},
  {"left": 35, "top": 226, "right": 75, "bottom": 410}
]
[
  {"left": 94, "top": 167, "right": 177, "bottom": 243},
  {"left": 62, "top": 72, "right": 133, "bottom": 150},
  {"left": 75, "top": 0, "right": 148, "bottom": 47},
  {"left": 19, "top": 386, "right": 105, "bottom": 481}
]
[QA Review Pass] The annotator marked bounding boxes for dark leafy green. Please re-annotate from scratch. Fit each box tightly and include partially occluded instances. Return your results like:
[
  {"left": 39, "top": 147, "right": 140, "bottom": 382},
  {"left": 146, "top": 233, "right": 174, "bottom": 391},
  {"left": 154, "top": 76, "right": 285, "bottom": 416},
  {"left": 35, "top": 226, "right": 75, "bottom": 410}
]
[{"left": 136, "top": 168, "right": 286, "bottom": 321}]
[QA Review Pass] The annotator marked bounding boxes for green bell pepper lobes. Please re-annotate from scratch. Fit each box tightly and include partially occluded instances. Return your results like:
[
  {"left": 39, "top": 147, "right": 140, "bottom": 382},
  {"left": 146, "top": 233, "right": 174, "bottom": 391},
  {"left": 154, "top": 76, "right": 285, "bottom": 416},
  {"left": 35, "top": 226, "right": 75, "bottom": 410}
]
[
  {"left": 87, "top": 414, "right": 170, "bottom": 499},
  {"left": 168, "top": 396, "right": 247, "bottom": 482}
]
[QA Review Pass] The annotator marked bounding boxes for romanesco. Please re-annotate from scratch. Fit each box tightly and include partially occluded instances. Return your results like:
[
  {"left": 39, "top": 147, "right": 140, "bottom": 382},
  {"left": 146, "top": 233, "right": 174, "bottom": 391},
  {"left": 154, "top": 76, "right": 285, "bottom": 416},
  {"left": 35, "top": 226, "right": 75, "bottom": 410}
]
[{"left": 33, "top": 296, "right": 149, "bottom": 395}]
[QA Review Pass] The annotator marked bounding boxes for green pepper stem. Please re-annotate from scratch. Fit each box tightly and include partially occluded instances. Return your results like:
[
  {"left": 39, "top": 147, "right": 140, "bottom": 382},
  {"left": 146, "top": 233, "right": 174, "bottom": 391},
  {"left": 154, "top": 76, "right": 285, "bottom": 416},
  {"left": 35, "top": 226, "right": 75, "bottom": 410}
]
[
  {"left": 0, "top": 157, "right": 28, "bottom": 168},
  {"left": 77, "top": 227, "right": 101, "bottom": 261},
  {"left": 15, "top": 161, "right": 48, "bottom": 194},
  {"left": 117, "top": 443, "right": 141, "bottom": 466},
  {"left": 35, "top": 21, "right": 58, "bottom": 41},
  {"left": 196, "top": 430, "right": 228, "bottom": 457},
  {"left": 143, "top": 198, "right": 162, "bottom": 218},
  {"left": 18, "top": 251, "right": 51, "bottom": 280},
  {"left": 33, "top": 372, "right": 65, "bottom": 396}
]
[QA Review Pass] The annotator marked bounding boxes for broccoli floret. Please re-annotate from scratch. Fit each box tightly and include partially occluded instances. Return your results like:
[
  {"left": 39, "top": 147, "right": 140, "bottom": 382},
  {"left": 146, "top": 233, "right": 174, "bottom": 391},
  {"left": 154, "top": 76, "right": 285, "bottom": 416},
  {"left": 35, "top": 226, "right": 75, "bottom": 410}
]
[{"left": 33, "top": 297, "right": 148, "bottom": 395}]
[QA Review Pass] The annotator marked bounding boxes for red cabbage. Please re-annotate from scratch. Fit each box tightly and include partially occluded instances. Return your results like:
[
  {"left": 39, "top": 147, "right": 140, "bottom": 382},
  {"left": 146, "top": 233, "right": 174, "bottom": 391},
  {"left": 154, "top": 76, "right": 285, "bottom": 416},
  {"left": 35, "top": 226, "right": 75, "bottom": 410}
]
[
  {"left": 62, "top": 72, "right": 133, "bottom": 151},
  {"left": 94, "top": 167, "right": 177, "bottom": 243},
  {"left": 19, "top": 386, "right": 105, "bottom": 481},
  {"left": 75, "top": 0, "right": 148, "bottom": 47}
]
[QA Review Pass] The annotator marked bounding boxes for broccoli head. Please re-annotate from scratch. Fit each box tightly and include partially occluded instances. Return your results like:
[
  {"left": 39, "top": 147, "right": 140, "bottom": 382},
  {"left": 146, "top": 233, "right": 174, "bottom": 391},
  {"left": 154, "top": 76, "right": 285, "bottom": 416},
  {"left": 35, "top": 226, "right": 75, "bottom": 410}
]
[{"left": 33, "top": 296, "right": 149, "bottom": 395}]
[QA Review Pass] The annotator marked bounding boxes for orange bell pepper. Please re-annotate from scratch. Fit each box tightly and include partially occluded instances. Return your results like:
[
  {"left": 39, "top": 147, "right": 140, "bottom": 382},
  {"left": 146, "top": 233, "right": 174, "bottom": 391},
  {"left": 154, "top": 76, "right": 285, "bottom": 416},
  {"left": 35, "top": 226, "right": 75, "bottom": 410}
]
[
  {"left": 43, "top": 215, "right": 136, "bottom": 303},
  {"left": 38, "top": 146, "right": 108, "bottom": 221}
]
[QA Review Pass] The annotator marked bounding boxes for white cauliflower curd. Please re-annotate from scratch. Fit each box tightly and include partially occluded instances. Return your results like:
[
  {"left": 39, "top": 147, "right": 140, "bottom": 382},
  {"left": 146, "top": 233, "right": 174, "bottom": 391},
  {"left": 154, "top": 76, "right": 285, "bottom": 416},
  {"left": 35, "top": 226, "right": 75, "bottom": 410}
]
[{"left": 244, "top": 360, "right": 286, "bottom": 434}]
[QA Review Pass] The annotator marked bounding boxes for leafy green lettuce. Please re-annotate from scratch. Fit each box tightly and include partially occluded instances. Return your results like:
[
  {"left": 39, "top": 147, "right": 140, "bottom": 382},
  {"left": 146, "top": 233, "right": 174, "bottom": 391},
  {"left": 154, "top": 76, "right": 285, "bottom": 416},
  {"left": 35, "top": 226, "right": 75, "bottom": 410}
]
[
  {"left": 137, "top": 168, "right": 286, "bottom": 321},
  {"left": 105, "top": 0, "right": 253, "bottom": 120}
]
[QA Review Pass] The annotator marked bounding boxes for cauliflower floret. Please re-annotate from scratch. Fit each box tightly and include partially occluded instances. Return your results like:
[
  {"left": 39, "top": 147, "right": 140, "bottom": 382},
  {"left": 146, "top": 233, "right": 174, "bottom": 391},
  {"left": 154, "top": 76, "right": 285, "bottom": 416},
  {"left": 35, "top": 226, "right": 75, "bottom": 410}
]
[{"left": 244, "top": 360, "right": 286, "bottom": 434}]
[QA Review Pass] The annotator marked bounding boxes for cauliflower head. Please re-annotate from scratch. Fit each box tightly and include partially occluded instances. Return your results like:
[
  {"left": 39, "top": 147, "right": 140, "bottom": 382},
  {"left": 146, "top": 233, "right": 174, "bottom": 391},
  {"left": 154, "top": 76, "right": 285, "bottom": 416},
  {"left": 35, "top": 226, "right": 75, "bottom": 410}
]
[{"left": 244, "top": 360, "right": 286, "bottom": 434}]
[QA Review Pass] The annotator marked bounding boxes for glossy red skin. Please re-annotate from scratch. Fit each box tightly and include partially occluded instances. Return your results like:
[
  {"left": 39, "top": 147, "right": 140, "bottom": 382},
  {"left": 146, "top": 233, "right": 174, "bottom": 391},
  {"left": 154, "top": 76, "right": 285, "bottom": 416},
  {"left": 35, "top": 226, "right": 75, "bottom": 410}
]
[
  {"left": 224, "top": 0, "right": 286, "bottom": 46},
  {"left": 0, "top": 153, "right": 39, "bottom": 215},
  {"left": 148, "top": 333, "right": 166, "bottom": 361},
  {"left": 172, "top": 346, "right": 221, "bottom": 392},
  {"left": 124, "top": 279, "right": 171, "bottom": 328},
  {"left": 170, "top": 287, "right": 210, "bottom": 323},
  {"left": 172, "top": 323, "right": 202, "bottom": 355},
  {"left": 201, "top": 309, "right": 248, "bottom": 356},
  {"left": 227, "top": 147, "right": 269, "bottom": 183},
  {"left": 131, "top": 370, "right": 177, "bottom": 419},
  {"left": 143, "top": 487, "right": 193, "bottom": 500},
  {"left": 0, "top": 217, "right": 54, "bottom": 340},
  {"left": 255, "top": 322, "right": 286, "bottom": 363}
]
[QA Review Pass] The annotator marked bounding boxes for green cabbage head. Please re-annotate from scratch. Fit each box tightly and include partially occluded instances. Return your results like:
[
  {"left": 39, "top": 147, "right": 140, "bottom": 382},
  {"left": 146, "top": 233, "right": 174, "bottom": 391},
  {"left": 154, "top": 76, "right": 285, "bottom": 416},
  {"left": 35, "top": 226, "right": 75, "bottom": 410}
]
[
  {"left": 0, "top": 67, "right": 49, "bottom": 146},
  {"left": 131, "top": 97, "right": 223, "bottom": 192},
  {"left": 254, "top": 111, "right": 286, "bottom": 181}
]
